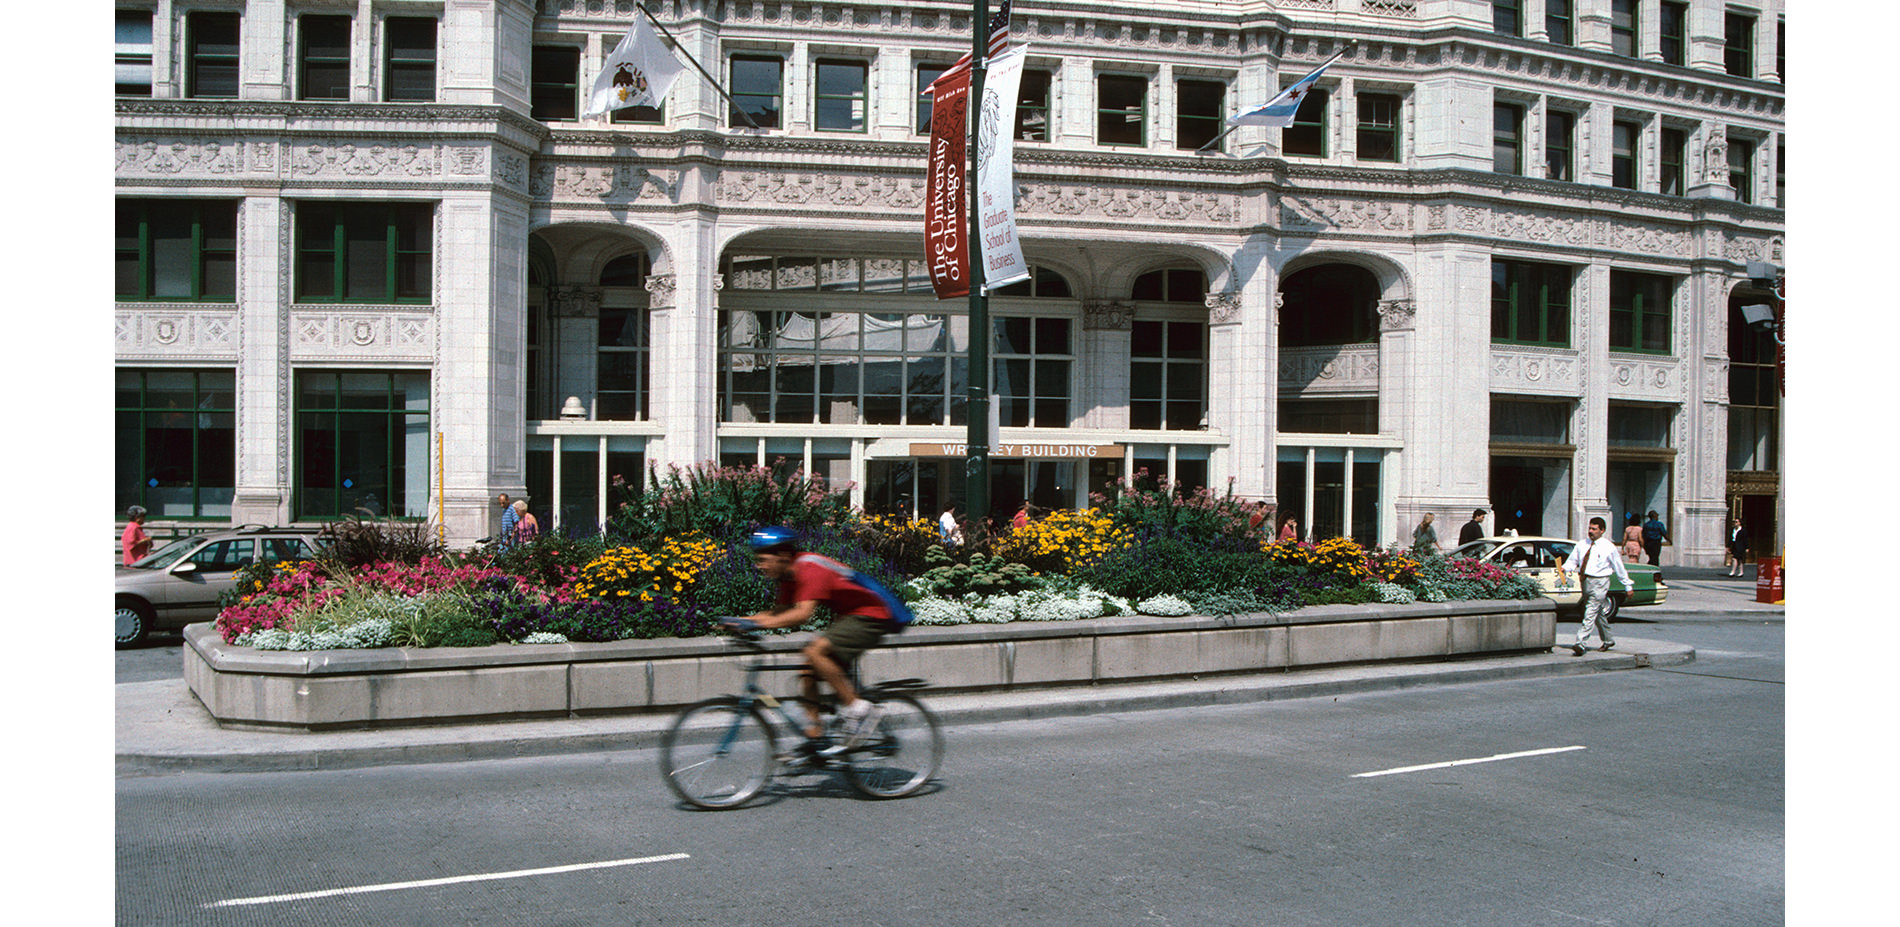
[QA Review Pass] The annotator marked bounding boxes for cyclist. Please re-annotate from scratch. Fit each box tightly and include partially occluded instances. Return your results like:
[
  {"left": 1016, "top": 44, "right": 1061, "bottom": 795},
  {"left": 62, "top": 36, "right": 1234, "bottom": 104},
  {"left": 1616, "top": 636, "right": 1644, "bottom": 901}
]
[{"left": 722, "top": 527, "right": 897, "bottom": 755}]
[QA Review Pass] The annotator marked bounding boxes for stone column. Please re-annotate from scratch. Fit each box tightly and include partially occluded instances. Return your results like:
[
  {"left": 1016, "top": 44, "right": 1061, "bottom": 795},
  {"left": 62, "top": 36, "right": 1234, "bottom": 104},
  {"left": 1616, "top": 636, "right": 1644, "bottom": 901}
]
[
  {"left": 1078, "top": 299, "right": 1132, "bottom": 430},
  {"left": 1376, "top": 297, "right": 1417, "bottom": 541},
  {"left": 231, "top": 196, "right": 290, "bottom": 526},
  {"left": 647, "top": 216, "right": 723, "bottom": 470},
  {"left": 1225, "top": 235, "right": 1277, "bottom": 502},
  {"left": 1572, "top": 263, "right": 1611, "bottom": 533},
  {"left": 437, "top": 191, "right": 530, "bottom": 546}
]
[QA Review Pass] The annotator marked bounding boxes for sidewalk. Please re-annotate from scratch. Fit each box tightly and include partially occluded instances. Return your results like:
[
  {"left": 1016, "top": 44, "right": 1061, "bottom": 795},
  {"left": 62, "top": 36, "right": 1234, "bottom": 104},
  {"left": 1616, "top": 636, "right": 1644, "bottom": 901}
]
[{"left": 116, "top": 635, "right": 1694, "bottom": 777}]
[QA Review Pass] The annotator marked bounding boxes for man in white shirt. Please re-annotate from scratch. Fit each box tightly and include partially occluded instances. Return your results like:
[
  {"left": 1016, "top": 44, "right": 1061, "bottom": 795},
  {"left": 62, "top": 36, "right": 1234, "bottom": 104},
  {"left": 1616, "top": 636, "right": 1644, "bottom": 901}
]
[{"left": 1556, "top": 516, "right": 1631, "bottom": 657}]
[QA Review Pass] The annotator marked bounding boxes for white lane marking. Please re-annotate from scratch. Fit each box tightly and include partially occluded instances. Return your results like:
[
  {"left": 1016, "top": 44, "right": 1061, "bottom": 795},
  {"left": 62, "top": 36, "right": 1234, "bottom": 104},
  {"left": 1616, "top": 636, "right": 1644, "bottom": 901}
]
[
  {"left": 1352, "top": 746, "right": 1585, "bottom": 778},
  {"left": 204, "top": 853, "right": 692, "bottom": 908}
]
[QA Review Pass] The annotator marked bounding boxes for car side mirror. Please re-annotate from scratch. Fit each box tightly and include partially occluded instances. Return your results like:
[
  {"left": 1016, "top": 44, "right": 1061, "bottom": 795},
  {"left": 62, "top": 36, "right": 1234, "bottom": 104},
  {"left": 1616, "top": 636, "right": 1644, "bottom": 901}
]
[{"left": 171, "top": 561, "right": 199, "bottom": 575}]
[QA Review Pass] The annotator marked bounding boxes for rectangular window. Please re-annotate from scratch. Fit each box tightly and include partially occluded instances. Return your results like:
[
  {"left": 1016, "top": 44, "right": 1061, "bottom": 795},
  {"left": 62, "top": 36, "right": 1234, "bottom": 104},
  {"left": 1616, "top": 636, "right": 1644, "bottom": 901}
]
[
  {"left": 718, "top": 304, "right": 969, "bottom": 426},
  {"left": 1611, "top": 0, "right": 1638, "bottom": 57},
  {"left": 1546, "top": 0, "right": 1573, "bottom": 46},
  {"left": 296, "top": 371, "right": 431, "bottom": 519},
  {"left": 383, "top": 17, "right": 437, "bottom": 102},
  {"left": 116, "top": 369, "right": 237, "bottom": 518},
  {"left": 814, "top": 59, "right": 868, "bottom": 132},
  {"left": 993, "top": 316, "right": 1072, "bottom": 428},
  {"left": 531, "top": 46, "right": 580, "bottom": 121},
  {"left": 1357, "top": 92, "right": 1401, "bottom": 162},
  {"left": 1097, "top": 74, "right": 1147, "bottom": 146},
  {"left": 1279, "top": 398, "right": 1378, "bottom": 435},
  {"left": 295, "top": 202, "right": 433, "bottom": 303},
  {"left": 1283, "top": 85, "right": 1329, "bottom": 157},
  {"left": 916, "top": 63, "right": 948, "bottom": 135},
  {"left": 299, "top": 15, "right": 352, "bottom": 101},
  {"left": 187, "top": 11, "right": 240, "bottom": 98},
  {"left": 1660, "top": 127, "right": 1687, "bottom": 195},
  {"left": 1493, "top": 0, "right": 1522, "bottom": 37},
  {"left": 1729, "top": 138, "right": 1756, "bottom": 204},
  {"left": 1777, "top": 19, "right": 1785, "bottom": 81},
  {"left": 1491, "top": 260, "right": 1572, "bottom": 347},
  {"left": 730, "top": 55, "right": 783, "bottom": 128},
  {"left": 610, "top": 99, "right": 665, "bottom": 124},
  {"left": 1493, "top": 103, "right": 1523, "bottom": 174},
  {"left": 597, "top": 308, "right": 650, "bottom": 420},
  {"left": 1610, "top": 270, "right": 1673, "bottom": 353},
  {"left": 1130, "top": 320, "right": 1207, "bottom": 431},
  {"left": 1726, "top": 12, "right": 1756, "bottom": 77},
  {"left": 1612, "top": 120, "right": 1640, "bottom": 189},
  {"left": 115, "top": 9, "right": 153, "bottom": 96},
  {"left": 116, "top": 200, "right": 238, "bottom": 302},
  {"left": 1176, "top": 79, "right": 1224, "bottom": 151},
  {"left": 1660, "top": 2, "right": 1688, "bottom": 65},
  {"left": 1016, "top": 68, "right": 1052, "bottom": 141},
  {"left": 1776, "top": 140, "right": 1785, "bottom": 207},
  {"left": 1546, "top": 110, "right": 1575, "bottom": 182}
]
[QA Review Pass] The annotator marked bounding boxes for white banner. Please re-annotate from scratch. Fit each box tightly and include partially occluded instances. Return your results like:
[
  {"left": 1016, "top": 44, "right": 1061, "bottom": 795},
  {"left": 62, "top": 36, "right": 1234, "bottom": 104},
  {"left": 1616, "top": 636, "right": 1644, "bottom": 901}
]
[
  {"left": 583, "top": 17, "right": 686, "bottom": 118},
  {"left": 976, "top": 47, "right": 1030, "bottom": 292}
]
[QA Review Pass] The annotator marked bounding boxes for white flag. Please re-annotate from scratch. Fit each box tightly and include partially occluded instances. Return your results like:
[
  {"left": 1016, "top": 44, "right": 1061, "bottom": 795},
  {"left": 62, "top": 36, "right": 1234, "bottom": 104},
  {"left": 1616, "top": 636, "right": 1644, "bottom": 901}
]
[
  {"left": 1228, "top": 50, "right": 1345, "bottom": 128},
  {"left": 977, "top": 47, "right": 1030, "bottom": 293},
  {"left": 583, "top": 18, "right": 686, "bottom": 118}
]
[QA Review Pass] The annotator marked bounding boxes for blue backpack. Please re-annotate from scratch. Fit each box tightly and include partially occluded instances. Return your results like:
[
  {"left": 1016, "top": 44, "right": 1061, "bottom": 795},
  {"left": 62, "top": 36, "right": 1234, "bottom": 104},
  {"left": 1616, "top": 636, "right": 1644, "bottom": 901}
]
[{"left": 800, "top": 553, "right": 915, "bottom": 633}]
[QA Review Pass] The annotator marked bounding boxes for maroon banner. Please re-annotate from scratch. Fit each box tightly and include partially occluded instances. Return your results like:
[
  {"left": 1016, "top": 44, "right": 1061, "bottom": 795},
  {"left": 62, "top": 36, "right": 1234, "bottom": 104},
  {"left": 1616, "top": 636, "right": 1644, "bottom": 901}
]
[{"left": 925, "top": 67, "right": 970, "bottom": 300}]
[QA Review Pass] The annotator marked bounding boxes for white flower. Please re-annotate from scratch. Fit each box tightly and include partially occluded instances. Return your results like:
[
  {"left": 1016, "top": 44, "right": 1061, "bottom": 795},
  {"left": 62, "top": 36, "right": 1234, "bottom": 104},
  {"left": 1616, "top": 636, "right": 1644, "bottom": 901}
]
[
  {"left": 521, "top": 631, "right": 569, "bottom": 644},
  {"left": 1136, "top": 594, "right": 1193, "bottom": 616}
]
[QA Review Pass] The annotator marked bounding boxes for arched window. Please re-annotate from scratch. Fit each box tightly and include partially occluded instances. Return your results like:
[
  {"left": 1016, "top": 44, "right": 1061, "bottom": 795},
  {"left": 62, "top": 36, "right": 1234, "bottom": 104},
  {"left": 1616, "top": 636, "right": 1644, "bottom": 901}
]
[
  {"left": 1279, "top": 264, "right": 1380, "bottom": 347},
  {"left": 1131, "top": 268, "right": 1206, "bottom": 303},
  {"left": 992, "top": 265, "right": 1074, "bottom": 298},
  {"left": 599, "top": 252, "right": 649, "bottom": 287}
]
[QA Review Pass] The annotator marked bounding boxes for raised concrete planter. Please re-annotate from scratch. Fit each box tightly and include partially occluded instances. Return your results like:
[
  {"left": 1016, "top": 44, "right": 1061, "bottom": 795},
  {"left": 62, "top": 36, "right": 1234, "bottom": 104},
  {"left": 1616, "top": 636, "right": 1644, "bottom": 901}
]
[{"left": 181, "top": 599, "right": 1557, "bottom": 730}]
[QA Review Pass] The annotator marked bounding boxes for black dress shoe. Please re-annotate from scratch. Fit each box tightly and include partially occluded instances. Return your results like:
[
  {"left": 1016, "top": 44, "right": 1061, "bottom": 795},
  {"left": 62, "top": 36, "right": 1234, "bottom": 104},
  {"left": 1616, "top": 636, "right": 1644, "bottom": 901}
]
[
  {"left": 1570, "top": 643, "right": 1586, "bottom": 656},
  {"left": 1599, "top": 642, "right": 1615, "bottom": 652}
]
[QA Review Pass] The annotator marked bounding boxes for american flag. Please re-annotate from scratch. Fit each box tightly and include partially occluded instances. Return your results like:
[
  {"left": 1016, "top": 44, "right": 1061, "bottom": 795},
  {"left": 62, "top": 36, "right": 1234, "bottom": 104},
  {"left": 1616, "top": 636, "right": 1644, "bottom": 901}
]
[{"left": 940, "top": 0, "right": 1012, "bottom": 77}]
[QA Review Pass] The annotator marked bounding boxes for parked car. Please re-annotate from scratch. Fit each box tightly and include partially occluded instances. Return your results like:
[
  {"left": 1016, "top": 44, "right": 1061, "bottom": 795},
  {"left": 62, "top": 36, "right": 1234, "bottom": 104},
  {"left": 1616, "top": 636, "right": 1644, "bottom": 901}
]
[
  {"left": 1444, "top": 535, "right": 1668, "bottom": 620},
  {"left": 115, "top": 526, "right": 329, "bottom": 648}
]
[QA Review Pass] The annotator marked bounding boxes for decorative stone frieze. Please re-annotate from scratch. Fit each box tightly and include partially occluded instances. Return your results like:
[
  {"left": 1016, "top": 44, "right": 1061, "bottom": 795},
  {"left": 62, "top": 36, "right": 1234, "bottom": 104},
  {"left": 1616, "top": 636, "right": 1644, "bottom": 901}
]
[
  {"left": 1279, "top": 195, "right": 1413, "bottom": 233},
  {"left": 117, "top": 139, "right": 245, "bottom": 176},
  {"left": 644, "top": 274, "right": 678, "bottom": 311},
  {"left": 713, "top": 170, "right": 924, "bottom": 211},
  {"left": 291, "top": 142, "right": 437, "bottom": 178},
  {"left": 1490, "top": 349, "right": 1580, "bottom": 395},
  {"left": 116, "top": 307, "right": 241, "bottom": 358},
  {"left": 1279, "top": 345, "right": 1379, "bottom": 394},
  {"left": 1083, "top": 300, "right": 1134, "bottom": 331},
  {"left": 1376, "top": 299, "right": 1416, "bottom": 332},
  {"left": 1606, "top": 356, "right": 1686, "bottom": 401},
  {"left": 546, "top": 287, "right": 603, "bottom": 319},
  {"left": 1205, "top": 293, "right": 1242, "bottom": 326},
  {"left": 288, "top": 310, "right": 436, "bottom": 362},
  {"left": 1703, "top": 358, "right": 1729, "bottom": 403}
]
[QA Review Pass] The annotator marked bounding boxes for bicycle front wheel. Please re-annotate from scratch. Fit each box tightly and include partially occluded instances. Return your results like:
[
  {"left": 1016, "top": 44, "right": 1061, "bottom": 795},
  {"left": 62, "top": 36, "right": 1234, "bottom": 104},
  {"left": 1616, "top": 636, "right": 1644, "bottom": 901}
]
[
  {"left": 660, "top": 697, "right": 777, "bottom": 809},
  {"left": 842, "top": 693, "right": 943, "bottom": 799}
]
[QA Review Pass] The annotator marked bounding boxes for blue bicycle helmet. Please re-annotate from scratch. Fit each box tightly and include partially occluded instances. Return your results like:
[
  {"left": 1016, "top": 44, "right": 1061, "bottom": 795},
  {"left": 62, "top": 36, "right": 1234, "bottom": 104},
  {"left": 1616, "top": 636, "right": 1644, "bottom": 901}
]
[{"left": 747, "top": 526, "right": 798, "bottom": 553}]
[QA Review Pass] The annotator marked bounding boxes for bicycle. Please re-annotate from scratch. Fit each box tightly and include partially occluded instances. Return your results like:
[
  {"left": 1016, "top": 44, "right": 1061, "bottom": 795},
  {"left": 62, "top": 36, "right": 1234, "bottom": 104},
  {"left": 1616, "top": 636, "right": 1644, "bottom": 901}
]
[{"left": 658, "top": 628, "right": 944, "bottom": 809}]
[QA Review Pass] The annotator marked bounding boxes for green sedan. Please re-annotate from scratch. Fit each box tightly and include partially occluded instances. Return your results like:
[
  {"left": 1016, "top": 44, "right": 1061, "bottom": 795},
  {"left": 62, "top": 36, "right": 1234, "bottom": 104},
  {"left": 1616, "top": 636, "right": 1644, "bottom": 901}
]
[{"left": 1445, "top": 535, "right": 1668, "bottom": 620}]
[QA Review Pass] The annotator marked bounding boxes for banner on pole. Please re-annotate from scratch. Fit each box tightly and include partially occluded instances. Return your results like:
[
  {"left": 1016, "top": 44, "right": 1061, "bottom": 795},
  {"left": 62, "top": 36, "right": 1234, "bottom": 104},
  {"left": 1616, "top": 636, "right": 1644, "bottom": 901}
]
[
  {"left": 977, "top": 47, "right": 1030, "bottom": 293},
  {"left": 583, "top": 17, "right": 686, "bottom": 118},
  {"left": 924, "top": 66, "right": 971, "bottom": 300}
]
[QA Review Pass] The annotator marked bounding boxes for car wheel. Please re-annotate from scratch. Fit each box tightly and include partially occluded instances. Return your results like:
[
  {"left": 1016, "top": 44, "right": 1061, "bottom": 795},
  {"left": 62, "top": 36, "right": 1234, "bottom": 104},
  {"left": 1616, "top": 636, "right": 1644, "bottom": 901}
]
[
  {"left": 116, "top": 597, "right": 153, "bottom": 649},
  {"left": 1603, "top": 593, "right": 1623, "bottom": 622}
]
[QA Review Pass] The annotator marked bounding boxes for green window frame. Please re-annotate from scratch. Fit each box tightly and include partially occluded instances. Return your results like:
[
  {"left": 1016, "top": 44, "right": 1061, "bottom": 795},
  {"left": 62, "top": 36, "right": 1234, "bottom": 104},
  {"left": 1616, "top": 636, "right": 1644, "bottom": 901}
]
[
  {"left": 597, "top": 253, "right": 651, "bottom": 421},
  {"left": 1491, "top": 260, "right": 1572, "bottom": 348},
  {"left": 1660, "top": 2, "right": 1688, "bottom": 66},
  {"left": 295, "top": 371, "right": 431, "bottom": 520},
  {"left": 1612, "top": 121, "right": 1640, "bottom": 189},
  {"left": 992, "top": 316, "right": 1073, "bottom": 429},
  {"left": 116, "top": 9, "right": 153, "bottom": 96},
  {"left": 814, "top": 59, "right": 869, "bottom": 132},
  {"left": 1097, "top": 74, "right": 1147, "bottom": 147},
  {"left": 1130, "top": 320, "right": 1207, "bottom": 431},
  {"left": 186, "top": 11, "right": 240, "bottom": 99},
  {"left": 1546, "top": 0, "right": 1573, "bottom": 46},
  {"left": 116, "top": 199, "right": 238, "bottom": 302},
  {"left": 1546, "top": 110, "right": 1575, "bottom": 181},
  {"left": 730, "top": 55, "right": 783, "bottom": 128},
  {"left": 1016, "top": 68, "right": 1052, "bottom": 141},
  {"left": 916, "top": 63, "right": 948, "bottom": 135},
  {"left": 116, "top": 369, "right": 237, "bottom": 519},
  {"left": 1611, "top": 0, "right": 1638, "bottom": 58},
  {"left": 1493, "top": 0, "right": 1522, "bottom": 36},
  {"left": 1283, "top": 85, "right": 1328, "bottom": 157},
  {"left": 294, "top": 202, "right": 433, "bottom": 303},
  {"left": 383, "top": 16, "right": 437, "bottom": 102},
  {"left": 1610, "top": 270, "right": 1673, "bottom": 354},
  {"left": 1493, "top": 103, "right": 1524, "bottom": 174},
  {"left": 1660, "top": 127, "right": 1687, "bottom": 195},
  {"left": 1176, "top": 79, "right": 1225, "bottom": 151},
  {"left": 1729, "top": 138, "right": 1756, "bottom": 204},
  {"left": 1357, "top": 93, "right": 1401, "bottom": 162},
  {"left": 1131, "top": 268, "right": 1208, "bottom": 303},
  {"left": 298, "top": 14, "right": 351, "bottom": 101},
  {"left": 530, "top": 45, "right": 580, "bottom": 121},
  {"left": 1726, "top": 13, "right": 1756, "bottom": 77}
]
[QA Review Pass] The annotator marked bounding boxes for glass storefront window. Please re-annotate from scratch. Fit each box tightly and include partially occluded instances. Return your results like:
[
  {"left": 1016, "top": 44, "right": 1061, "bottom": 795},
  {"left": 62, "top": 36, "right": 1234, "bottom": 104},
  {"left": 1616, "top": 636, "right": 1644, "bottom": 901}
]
[
  {"left": 295, "top": 371, "right": 430, "bottom": 519},
  {"left": 116, "top": 369, "right": 236, "bottom": 518}
]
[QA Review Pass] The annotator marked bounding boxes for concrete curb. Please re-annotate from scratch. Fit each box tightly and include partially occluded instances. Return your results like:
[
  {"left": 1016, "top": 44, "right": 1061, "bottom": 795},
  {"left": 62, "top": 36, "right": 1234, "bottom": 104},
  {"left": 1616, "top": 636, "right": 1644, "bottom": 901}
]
[{"left": 117, "top": 637, "right": 1692, "bottom": 777}]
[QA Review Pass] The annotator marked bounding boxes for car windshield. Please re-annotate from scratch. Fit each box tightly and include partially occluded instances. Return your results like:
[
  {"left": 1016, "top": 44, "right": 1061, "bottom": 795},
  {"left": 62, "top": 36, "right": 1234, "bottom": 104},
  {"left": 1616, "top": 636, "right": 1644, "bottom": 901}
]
[
  {"left": 1448, "top": 540, "right": 1503, "bottom": 559},
  {"left": 132, "top": 538, "right": 198, "bottom": 570}
]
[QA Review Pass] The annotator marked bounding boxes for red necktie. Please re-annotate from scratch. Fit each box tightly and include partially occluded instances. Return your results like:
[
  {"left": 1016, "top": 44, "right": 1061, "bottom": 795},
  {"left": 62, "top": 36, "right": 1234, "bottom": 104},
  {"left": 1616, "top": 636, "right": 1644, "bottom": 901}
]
[{"left": 1580, "top": 542, "right": 1592, "bottom": 575}]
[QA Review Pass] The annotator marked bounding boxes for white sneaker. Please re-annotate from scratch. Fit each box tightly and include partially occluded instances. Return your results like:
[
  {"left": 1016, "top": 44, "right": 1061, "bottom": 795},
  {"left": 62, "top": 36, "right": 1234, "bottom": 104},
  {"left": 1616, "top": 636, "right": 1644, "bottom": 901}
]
[{"left": 837, "top": 699, "right": 884, "bottom": 748}]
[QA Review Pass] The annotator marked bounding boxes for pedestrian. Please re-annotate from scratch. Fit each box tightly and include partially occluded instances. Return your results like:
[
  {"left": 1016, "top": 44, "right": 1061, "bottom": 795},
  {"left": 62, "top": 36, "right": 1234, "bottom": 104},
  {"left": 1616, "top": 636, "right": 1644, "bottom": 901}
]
[
  {"left": 1556, "top": 516, "right": 1631, "bottom": 656},
  {"left": 1410, "top": 512, "right": 1438, "bottom": 559},
  {"left": 1012, "top": 503, "right": 1031, "bottom": 532},
  {"left": 1727, "top": 517, "right": 1750, "bottom": 577},
  {"left": 1620, "top": 515, "right": 1644, "bottom": 563},
  {"left": 1247, "top": 501, "right": 1270, "bottom": 535},
  {"left": 1277, "top": 513, "right": 1300, "bottom": 542},
  {"left": 1641, "top": 510, "right": 1669, "bottom": 565},
  {"left": 497, "top": 493, "right": 517, "bottom": 548},
  {"left": 1458, "top": 508, "right": 1488, "bottom": 546},
  {"left": 939, "top": 504, "right": 962, "bottom": 548},
  {"left": 512, "top": 499, "right": 540, "bottom": 545},
  {"left": 122, "top": 505, "right": 152, "bottom": 566}
]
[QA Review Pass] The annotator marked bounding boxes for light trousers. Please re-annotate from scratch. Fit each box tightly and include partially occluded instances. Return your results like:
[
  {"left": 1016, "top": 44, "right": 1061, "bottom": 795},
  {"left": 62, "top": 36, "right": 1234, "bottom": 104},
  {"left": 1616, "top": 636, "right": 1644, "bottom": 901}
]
[{"left": 1576, "top": 575, "right": 1615, "bottom": 648}]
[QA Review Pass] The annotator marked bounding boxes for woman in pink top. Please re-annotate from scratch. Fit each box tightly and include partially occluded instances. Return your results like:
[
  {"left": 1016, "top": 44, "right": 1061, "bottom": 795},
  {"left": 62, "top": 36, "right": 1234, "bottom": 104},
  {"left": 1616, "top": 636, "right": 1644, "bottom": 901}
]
[
  {"left": 121, "top": 506, "right": 152, "bottom": 566},
  {"left": 1277, "top": 515, "right": 1300, "bottom": 542}
]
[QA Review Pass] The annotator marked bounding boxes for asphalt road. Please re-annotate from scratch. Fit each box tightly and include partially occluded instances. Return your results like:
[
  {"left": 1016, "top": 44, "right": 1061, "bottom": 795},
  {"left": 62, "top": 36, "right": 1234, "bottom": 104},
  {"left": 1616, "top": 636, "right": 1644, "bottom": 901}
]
[{"left": 115, "top": 608, "right": 1783, "bottom": 926}]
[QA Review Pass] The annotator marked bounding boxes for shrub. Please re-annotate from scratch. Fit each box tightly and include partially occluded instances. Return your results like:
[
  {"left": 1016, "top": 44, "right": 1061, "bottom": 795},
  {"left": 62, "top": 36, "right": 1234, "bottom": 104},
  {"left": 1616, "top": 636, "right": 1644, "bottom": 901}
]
[
  {"left": 1076, "top": 536, "right": 1277, "bottom": 601},
  {"left": 317, "top": 516, "right": 446, "bottom": 569},
  {"left": 608, "top": 462, "right": 859, "bottom": 544},
  {"left": 568, "top": 534, "right": 727, "bottom": 603},
  {"left": 1412, "top": 556, "right": 1544, "bottom": 602},
  {"left": 991, "top": 507, "right": 1132, "bottom": 575},
  {"left": 910, "top": 548, "right": 1041, "bottom": 599},
  {"left": 856, "top": 514, "right": 944, "bottom": 578},
  {"left": 1090, "top": 472, "right": 1258, "bottom": 545},
  {"left": 483, "top": 533, "right": 606, "bottom": 592}
]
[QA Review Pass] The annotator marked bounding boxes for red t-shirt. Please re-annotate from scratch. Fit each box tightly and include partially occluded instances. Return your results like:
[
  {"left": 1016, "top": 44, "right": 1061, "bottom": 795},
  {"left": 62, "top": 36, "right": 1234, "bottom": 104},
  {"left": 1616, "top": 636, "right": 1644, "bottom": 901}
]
[{"left": 777, "top": 553, "right": 891, "bottom": 622}]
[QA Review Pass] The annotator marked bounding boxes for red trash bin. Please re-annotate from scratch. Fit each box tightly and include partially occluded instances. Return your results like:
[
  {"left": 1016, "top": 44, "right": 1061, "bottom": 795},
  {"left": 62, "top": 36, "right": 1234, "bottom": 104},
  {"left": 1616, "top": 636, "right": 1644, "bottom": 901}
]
[{"left": 1755, "top": 556, "right": 1783, "bottom": 604}]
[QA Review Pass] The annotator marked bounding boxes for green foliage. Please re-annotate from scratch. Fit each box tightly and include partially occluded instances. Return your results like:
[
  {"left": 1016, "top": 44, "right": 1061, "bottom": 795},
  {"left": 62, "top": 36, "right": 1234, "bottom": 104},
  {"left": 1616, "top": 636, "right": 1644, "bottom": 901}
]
[
  {"left": 1076, "top": 537, "right": 1277, "bottom": 601},
  {"left": 296, "top": 589, "right": 499, "bottom": 648},
  {"left": 1091, "top": 473, "right": 1260, "bottom": 545},
  {"left": 317, "top": 516, "right": 446, "bottom": 569},
  {"left": 484, "top": 533, "right": 606, "bottom": 590},
  {"left": 911, "top": 549, "right": 1041, "bottom": 598},
  {"left": 607, "top": 462, "right": 860, "bottom": 545}
]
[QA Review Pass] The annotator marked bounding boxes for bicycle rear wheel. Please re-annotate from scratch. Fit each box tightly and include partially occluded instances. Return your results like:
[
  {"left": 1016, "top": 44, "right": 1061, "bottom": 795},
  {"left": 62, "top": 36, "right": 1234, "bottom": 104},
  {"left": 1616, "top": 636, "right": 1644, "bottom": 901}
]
[
  {"left": 841, "top": 693, "right": 943, "bottom": 799},
  {"left": 660, "top": 697, "right": 777, "bottom": 809}
]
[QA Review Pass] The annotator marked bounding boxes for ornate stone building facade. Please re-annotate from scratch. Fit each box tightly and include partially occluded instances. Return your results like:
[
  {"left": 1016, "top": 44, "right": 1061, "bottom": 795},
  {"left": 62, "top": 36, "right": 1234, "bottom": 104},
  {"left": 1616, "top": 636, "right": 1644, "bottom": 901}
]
[{"left": 114, "top": 0, "right": 1784, "bottom": 564}]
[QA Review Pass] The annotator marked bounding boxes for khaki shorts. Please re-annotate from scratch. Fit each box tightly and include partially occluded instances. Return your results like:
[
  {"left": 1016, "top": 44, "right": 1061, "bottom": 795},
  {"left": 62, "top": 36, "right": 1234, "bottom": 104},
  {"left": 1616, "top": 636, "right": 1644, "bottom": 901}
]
[{"left": 821, "top": 613, "right": 888, "bottom": 665}]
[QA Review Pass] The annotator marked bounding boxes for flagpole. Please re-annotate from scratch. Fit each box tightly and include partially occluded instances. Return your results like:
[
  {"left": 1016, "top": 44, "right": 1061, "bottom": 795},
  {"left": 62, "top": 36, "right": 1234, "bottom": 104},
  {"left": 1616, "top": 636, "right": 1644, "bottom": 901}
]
[
  {"left": 634, "top": 3, "right": 761, "bottom": 130},
  {"left": 1195, "top": 124, "right": 1239, "bottom": 155},
  {"left": 965, "top": 0, "right": 991, "bottom": 532}
]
